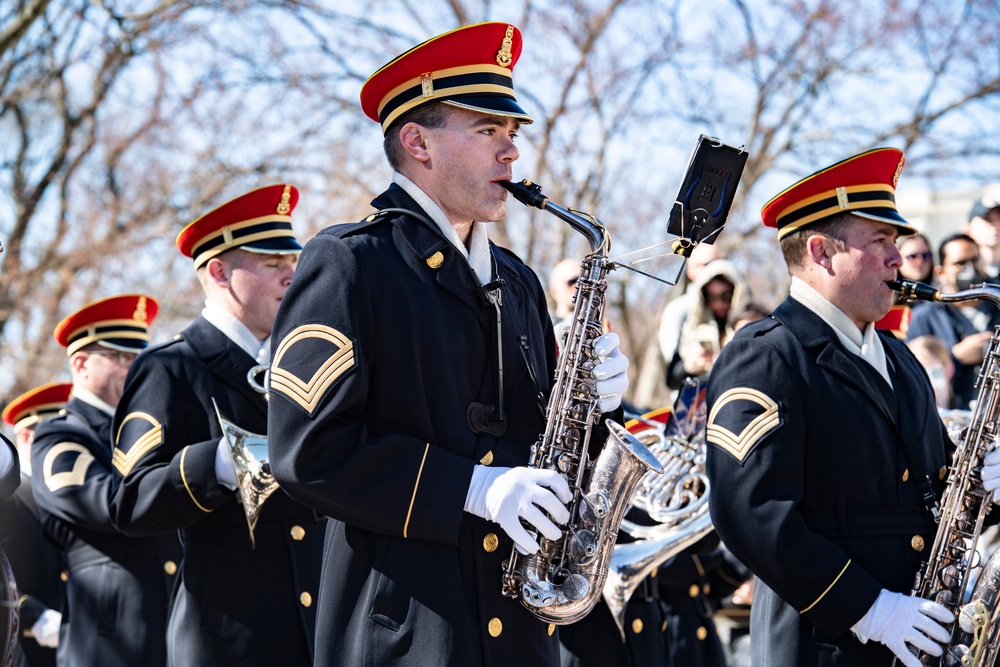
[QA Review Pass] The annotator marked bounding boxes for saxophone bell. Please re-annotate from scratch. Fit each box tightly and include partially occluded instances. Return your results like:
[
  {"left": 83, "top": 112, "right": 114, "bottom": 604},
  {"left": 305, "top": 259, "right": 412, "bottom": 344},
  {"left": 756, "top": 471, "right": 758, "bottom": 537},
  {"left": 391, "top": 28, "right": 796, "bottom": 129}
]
[{"left": 604, "top": 380, "right": 715, "bottom": 638}]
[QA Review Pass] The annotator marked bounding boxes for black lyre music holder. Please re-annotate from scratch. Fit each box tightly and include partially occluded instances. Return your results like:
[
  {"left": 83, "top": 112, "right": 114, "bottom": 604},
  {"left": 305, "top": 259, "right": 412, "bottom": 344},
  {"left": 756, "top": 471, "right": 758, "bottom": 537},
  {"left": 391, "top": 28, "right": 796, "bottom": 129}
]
[{"left": 667, "top": 134, "right": 748, "bottom": 257}]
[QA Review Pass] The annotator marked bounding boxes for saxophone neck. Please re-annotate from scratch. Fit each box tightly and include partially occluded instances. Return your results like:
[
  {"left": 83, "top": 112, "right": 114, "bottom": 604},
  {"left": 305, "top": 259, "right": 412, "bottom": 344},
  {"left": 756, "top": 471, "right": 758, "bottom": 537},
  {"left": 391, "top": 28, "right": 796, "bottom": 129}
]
[
  {"left": 889, "top": 279, "right": 1000, "bottom": 309},
  {"left": 500, "top": 179, "right": 609, "bottom": 254}
]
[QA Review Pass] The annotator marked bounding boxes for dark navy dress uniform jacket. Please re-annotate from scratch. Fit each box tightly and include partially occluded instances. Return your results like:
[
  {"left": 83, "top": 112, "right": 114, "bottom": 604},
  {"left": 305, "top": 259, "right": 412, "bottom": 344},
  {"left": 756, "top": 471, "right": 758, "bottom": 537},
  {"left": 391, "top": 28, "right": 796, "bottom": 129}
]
[
  {"left": 108, "top": 318, "right": 325, "bottom": 667},
  {"left": 31, "top": 397, "right": 180, "bottom": 667},
  {"left": 267, "top": 185, "right": 562, "bottom": 666},
  {"left": 1, "top": 469, "right": 63, "bottom": 667},
  {"left": 705, "top": 297, "right": 950, "bottom": 666},
  {"left": 0, "top": 436, "right": 16, "bottom": 500}
]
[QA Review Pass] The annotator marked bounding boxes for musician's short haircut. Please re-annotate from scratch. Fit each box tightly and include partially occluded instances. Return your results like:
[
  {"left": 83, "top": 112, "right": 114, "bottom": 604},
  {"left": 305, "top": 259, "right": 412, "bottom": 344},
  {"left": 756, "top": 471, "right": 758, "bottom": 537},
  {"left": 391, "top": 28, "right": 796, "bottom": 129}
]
[
  {"left": 779, "top": 213, "right": 853, "bottom": 269},
  {"left": 383, "top": 103, "right": 450, "bottom": 171}
]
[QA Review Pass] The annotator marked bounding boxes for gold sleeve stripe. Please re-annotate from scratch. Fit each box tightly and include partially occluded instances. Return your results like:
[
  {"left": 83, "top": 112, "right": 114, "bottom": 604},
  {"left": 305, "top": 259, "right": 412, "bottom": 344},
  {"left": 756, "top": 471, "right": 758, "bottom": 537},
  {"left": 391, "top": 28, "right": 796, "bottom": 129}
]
[
  {"left": 43, "top": 443, "right": 95, "bottom": 492},
  {"left": 112, "top": 412, "right": 164, "bottom": 477},
  {"left": 270, "top": 324, "right": 355, "bottom": 414},
  {"left": 403, "top": 443, "right": 430, "bottom": 539},
  {"left": 180, "top": 446, "right": 211, "bottom": 513},
  {"left": 692, "top": 554, "right": 705, "bottom": 577},
  {"left": 800, "top": 560, "right": 851, "bottom": 614},
  {"left": 706, "top": 388, "right": 780, "bottom": 462}
]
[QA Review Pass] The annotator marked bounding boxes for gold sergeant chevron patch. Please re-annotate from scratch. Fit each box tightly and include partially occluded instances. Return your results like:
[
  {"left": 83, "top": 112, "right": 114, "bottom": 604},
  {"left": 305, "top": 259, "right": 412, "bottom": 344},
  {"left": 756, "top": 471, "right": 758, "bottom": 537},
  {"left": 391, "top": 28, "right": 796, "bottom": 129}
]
[
  {"left": 271, "top": 324, "right": 355, "bottom": 414},
  {"left": 706, "top": 387, "right": 780, "bottom": 462},
  {"left": 43, "top": 443, "right": 96, "bottom": 491},
  {"left": 113, "top": 412, "right": 163, "bottom": 477}
]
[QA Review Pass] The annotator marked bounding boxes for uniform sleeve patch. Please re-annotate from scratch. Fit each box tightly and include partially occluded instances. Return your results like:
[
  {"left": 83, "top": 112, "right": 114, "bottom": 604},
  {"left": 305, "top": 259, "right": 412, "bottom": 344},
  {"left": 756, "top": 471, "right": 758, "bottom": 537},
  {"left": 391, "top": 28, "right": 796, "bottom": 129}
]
[
  {"left": 43, "top": 443, "right": 96, "bottom": 491},
  {"left": 706, "top": 388, "right": 781, "bottom": 462},
  {"left": 270, "top": 324, "right": 355, "bottom": 415},
  {"left": 113, "top": 412, "right": 164, "bottom": 477}
]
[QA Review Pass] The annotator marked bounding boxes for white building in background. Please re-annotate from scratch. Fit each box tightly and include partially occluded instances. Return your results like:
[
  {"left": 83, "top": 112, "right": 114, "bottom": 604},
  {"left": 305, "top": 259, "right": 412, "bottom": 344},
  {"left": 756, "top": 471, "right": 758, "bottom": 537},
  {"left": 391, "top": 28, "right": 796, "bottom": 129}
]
[{"left": 898, "top": 184, "right": 1000, "bottom": 252}]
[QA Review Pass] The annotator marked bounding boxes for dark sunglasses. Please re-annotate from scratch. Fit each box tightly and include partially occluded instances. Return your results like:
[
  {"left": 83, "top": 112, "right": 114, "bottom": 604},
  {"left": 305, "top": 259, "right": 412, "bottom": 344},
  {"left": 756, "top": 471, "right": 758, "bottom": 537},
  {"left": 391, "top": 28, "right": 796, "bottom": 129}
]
[
  {"left": 904, "top": 251, "right": 933, "bottom": 262},
  {"left": 704, "top": 291, "right": 733, "bottom": 304}
]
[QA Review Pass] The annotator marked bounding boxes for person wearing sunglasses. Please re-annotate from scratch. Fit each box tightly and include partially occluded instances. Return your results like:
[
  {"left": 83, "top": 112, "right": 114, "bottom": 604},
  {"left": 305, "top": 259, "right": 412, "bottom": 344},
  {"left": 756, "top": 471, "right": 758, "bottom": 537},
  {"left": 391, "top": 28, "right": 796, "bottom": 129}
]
[
  {"left": 906, "top": 233, "right": 1000, "bottom": 409},
  {"left": 30, "top": 295, "right": 182, "bottom": 666},
  {"left": 896, "top": 233, "right": 935, "bottom": 285},
  {"left": 667, "top": 258, "right": 749, "bottom": 389}
]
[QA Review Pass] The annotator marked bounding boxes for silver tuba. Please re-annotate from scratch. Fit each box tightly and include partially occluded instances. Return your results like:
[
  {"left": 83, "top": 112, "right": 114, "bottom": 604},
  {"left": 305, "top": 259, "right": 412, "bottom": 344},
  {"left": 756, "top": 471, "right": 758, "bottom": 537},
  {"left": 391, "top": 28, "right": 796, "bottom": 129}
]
[
  {"left": 603, "top": 380, "right": 715, "bottom": 637},
  {"left": 498, "top": 179, "right": 664, "bottom": 624},
  {"left": 889, "top": 279, "right": 1000, "bottom": 665},
  {"left": 212, "top": 364, "right": 278, "bottom": 548}
]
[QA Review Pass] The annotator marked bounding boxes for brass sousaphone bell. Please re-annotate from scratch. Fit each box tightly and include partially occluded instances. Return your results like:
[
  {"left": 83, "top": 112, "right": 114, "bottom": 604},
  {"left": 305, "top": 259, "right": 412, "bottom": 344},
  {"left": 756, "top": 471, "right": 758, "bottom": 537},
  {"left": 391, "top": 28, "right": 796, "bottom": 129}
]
[{"left": 212, "top": 364, "right": 277, "bottom": 548}]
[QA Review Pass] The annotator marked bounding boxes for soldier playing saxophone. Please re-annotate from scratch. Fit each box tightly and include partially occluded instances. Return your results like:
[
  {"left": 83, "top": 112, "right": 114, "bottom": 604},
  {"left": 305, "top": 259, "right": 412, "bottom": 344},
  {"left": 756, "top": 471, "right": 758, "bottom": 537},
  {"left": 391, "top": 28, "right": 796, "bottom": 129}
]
[
  {"left": 266, "top": 22, "right": 631, "bottom": 667},
  {"left": 704, "top": 148, "right": 1000, "bottom": 667}
]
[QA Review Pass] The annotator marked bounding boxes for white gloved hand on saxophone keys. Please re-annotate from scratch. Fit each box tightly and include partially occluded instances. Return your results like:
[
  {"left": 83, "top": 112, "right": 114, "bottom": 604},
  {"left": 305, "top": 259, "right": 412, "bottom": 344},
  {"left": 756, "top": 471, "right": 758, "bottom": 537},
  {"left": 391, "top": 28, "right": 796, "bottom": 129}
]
[
  {"left": 464, "top": 465, "right": 572, "bottom": 555},
  {"left": 852, "top": 589, "right": 953, "bottom": 667},
  {"left": 979, "top": 447, "right": 1000, "bottom": 504},
  {"left": 591, "top": 332, "right": 628, "bottom": 413}
]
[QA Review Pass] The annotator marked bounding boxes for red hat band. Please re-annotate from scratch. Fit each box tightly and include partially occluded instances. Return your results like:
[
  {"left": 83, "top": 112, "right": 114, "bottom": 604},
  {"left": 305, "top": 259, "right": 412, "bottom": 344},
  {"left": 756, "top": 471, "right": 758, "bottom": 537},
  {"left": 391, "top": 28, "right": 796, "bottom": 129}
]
[
  {"left": 3, "top": 382, "right": 73, "bottom": 431},
  {"left": 761, "top": 148, "right": 917, "bottom": 240},
  {"left": 361, "top": 23, "right": 533, "bottom": 136},
  {"left": 54, "top": 294, "right": 159, "bottom": 356},
  {"left": 177, "top": 184, "right": 303, "bottom": 268}
]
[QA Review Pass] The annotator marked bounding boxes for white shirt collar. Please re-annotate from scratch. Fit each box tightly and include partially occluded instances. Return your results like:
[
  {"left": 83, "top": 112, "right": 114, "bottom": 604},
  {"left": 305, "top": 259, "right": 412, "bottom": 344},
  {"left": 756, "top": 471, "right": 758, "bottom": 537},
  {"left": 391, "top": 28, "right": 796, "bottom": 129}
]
[
  {"left": 392, "top": 172, "right": 493, "bottom": 284},
  {"left": 201, "top": 298, "right": 270, "bottom": 364},
  {"left": 72, "top": 386, "right": 117, "bottom": 417},
  {"left": 789, "top": 276, "right": 892, "bottom": 386}
]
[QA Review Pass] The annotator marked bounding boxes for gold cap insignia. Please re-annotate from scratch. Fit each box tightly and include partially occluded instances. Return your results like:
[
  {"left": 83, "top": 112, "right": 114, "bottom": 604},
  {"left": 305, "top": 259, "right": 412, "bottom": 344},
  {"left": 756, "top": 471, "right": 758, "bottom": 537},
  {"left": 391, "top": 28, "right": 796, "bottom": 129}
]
[
  {"left": 426, "top": 251, "right": 445, "bottom": 269},
  {"left": 133, "top": 296, "right": 148, "bottom": 323},
  {"left": 893, "top": 155, "right": 904, "bottom": 188},
  {"left": 835, "top": 186, "right": 849, "bottom": 210},
  {"left": 496, "top": 26, "right": 514, "bottom": 67},
  {"left": 421, "top": 72, "right": 434, "bottom": 98},
  {"left": 276, "top": 184, "right": 292, "bottom": 215}
]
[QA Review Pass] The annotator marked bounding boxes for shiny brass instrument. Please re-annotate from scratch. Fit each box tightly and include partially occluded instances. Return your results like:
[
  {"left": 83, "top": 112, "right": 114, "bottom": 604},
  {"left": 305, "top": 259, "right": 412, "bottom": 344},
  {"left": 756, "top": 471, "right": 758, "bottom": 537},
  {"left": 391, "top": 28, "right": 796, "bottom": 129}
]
[
  {"left": 498, "top": 179, "right": 664, "bottom": 624},
  {"left": 890, "top": 279, "right": 1000, "bottom": 666},
  {"left": 0, "top": 551, "right": 17, "bottom": 667},
  {"left": 212, "top": 364, "right": 278, "bottom": 548},
  {"left": 603, "top": 386, "right": 714, "bottom": 637}
]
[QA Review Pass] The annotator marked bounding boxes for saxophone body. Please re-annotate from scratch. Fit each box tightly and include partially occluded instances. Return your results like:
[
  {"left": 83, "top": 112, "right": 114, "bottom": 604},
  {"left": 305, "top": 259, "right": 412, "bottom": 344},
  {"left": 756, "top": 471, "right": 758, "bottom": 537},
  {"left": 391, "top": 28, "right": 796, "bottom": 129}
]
[
  {"left": 499, "top": 180, "right": 664, "bottom": 624},
  {"left": 891, "top": 279, "right": 1000, "bottom": 666}
]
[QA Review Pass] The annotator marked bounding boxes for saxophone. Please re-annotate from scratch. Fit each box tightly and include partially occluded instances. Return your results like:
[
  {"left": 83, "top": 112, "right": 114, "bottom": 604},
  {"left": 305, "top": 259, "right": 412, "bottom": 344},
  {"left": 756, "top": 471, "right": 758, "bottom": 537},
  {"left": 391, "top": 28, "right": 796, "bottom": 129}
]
[
  {"left": 890, "top": 279, "right": 1000, "bottom": 666},
  {"left": 497, "top": 179, "right": 664, "bottom": 624}
]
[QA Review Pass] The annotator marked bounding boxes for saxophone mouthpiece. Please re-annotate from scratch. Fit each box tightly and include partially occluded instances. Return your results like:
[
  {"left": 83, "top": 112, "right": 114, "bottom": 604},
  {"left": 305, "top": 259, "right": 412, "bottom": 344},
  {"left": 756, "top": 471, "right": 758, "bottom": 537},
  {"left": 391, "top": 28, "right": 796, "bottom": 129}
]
[
  {"left": 499, "top": 179, "right": 549, "bottom": 210},
  {"left": 888, "top": 279, "right": 940, "bottom": 302}
]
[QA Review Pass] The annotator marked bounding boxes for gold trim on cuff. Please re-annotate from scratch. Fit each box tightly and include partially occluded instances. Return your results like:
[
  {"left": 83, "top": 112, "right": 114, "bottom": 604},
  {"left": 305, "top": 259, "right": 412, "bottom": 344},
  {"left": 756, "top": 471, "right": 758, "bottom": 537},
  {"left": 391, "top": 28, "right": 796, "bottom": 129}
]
[
  {"left": 800, "top": 559, "right": 851, "bottom": 614},
  {"left": 180, "top": 446, "right": 211, "bottom": 513}
]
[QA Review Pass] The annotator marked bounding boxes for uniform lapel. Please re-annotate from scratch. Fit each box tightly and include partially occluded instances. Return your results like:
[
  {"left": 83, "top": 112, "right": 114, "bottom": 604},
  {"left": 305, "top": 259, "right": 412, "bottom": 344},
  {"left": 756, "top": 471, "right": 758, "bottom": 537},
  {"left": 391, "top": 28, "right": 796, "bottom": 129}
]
[
  {"left": 372, "top": 185, "right": 490, "bottom": 322},
  {"left": 773, "top": 298, "right": 896, "bottom": 426},
  {"left": 181, "top": 318, "right": 266, "bottom": 418}
]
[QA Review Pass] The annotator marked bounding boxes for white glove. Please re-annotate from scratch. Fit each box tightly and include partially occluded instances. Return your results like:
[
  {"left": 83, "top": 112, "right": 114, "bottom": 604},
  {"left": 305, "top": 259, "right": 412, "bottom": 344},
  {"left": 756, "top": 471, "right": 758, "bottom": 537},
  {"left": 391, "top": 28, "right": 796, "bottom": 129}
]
[
  {"left": 592, "top": 332, "right": 629, "bottom": 413},
  {"left": 31, "top": 608, "right": 61, "bottom": 648},
  {"left": 464, "top": 465, "right": 572, "bottom": 554},
  {"left": 214, "top": 438, "right": 237, "bottom": 490},
  {"left": 852, "top": 589, "right": 952, "bottom": 666},
  {"left": 981, "top": 447, "right": 1000, "bottom": 503}
]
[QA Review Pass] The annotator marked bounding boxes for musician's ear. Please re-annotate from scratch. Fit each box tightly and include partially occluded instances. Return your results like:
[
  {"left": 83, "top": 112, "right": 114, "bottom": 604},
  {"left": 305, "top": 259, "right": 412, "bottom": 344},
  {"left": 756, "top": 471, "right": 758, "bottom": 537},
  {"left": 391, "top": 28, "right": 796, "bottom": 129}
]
[
  {"left": 806, "top": 233, "right": 834, "bottom": 270},
  {"left": 398, "top": 122, "right": 430, "bottom": 163}
]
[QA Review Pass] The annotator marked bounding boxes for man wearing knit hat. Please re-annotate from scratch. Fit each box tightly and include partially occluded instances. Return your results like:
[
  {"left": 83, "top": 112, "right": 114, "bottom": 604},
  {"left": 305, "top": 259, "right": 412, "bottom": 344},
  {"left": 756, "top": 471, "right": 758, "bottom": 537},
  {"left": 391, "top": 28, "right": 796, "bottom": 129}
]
[
  {"left": 267, "top": 22, "right": 630, "bottom": 667},
  {"left": 31, "top": 295, "right": 181, "bottom": 666},
  {"left": 109, "top": 186, "right": 325, "bottom": 667},
  {"left": 704, "top": 149, "right": 971, "bottom": 666}
]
